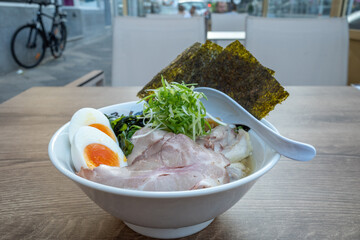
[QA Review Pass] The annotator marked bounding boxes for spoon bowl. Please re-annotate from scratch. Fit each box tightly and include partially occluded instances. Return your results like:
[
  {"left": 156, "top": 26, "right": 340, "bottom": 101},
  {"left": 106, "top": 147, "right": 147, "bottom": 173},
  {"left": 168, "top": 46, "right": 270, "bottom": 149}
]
[{"left": 195, "top": 87, "right": 316, "bottom": 161}]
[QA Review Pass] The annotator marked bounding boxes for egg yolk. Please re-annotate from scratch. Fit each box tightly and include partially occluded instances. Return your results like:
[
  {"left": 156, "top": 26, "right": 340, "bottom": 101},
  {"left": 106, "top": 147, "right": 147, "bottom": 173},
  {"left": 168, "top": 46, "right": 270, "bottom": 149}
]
[
  {"left": 84, "top": 143, "right": 120, "bottom": 169},
  {"left": 89, "top": 123, "right": 117, "bottom": 142}
]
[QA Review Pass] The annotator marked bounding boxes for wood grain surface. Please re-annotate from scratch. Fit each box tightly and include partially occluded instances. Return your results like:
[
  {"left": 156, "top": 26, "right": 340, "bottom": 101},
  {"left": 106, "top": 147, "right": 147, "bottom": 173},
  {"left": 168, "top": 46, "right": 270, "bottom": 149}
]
[{"left": 0, "top": 86, "right": 359, "bottom": 240}]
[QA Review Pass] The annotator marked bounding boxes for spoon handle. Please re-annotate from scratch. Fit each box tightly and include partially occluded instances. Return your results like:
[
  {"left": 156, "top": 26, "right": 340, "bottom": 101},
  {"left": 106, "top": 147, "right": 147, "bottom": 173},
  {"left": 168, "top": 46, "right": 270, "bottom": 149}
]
[
  {"left": 195, "top": 87, "right": 316, "bottom": 161},
  {"left": 243, "top": 116, "right": 316, "bottom": 161}
]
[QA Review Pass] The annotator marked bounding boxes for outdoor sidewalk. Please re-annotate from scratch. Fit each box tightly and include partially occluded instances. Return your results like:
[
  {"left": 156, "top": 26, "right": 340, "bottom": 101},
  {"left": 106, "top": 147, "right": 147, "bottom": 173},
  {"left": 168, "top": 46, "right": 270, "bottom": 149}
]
[{"left": 0, "top": 29, "right": 112, "bottom": 103}]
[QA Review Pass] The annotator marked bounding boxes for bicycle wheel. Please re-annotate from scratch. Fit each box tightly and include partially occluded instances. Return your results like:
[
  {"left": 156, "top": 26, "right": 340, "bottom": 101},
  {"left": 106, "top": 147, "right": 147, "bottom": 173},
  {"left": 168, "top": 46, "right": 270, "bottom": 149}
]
[
  {"left": 50, "top": 22, "right": 67, "bottom": 58},
  {"left": 11, "top": 24, "right": 46, "bottom": 68}
]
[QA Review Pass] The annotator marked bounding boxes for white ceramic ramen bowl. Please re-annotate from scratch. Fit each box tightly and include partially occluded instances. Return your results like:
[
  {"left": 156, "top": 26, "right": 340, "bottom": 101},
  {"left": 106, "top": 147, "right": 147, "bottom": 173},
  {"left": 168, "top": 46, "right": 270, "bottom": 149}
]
[{"left": 48, "top": 101, "right": 281, "bottom": 239}]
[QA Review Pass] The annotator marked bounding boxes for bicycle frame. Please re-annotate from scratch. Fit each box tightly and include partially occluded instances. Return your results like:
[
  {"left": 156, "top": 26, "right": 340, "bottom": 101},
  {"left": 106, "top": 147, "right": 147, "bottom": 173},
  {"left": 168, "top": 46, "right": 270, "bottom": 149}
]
[
  {"left": 11, "top": 0, "right": 67, "bottom": 68},
  {"left": 31, "top": 2, "right": 65, "bottom": 48}
]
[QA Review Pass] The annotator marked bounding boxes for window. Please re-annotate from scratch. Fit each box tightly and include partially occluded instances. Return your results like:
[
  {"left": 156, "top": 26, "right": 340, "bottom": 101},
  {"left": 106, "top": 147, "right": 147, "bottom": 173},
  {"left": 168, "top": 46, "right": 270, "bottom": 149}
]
[
  {"left": 78, "top": 0, "right": 99, "bottom": 8},
  {"left": 267, "top": 0, "right": 333, "bottom": 18},
  {"left": 347, "top": 0, "right": 360, "bottom": 29}
]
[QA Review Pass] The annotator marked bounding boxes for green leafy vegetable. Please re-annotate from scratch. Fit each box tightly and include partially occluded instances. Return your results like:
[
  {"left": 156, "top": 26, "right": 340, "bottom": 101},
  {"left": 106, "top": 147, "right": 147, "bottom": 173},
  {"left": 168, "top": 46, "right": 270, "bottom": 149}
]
[
  {"left": 108, "top": 114, "right": 145, "bottom": 156},
  {"left": 141, "top": 77, "right": 210, "bottom": 141}
]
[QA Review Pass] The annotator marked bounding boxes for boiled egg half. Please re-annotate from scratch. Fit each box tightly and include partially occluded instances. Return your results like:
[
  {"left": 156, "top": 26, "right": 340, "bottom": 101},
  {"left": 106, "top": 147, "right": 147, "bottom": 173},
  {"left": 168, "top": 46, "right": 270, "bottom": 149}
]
[
  {"left": 71, "top": 126, "right": 127, "bottom": 172},
  {"left": 69, "top": 108, "right": 117, "bottom": 145}
]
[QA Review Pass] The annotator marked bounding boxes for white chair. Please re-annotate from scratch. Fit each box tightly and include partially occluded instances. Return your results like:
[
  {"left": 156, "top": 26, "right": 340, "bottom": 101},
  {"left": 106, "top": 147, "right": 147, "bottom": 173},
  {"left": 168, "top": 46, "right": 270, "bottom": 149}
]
[
  {"left": 211, "top": 13, "right": 248, "bottom": 31},
  {"left": 146, "top": 14, "right": 185, "bottom": 18},
  {"left": 210, "top": 13, "right": 247, "bottom": 47},
  {"left": 112, "top": 17, "right": 206, "bottom": 86},
  {"left": 245, "top": 17, "right": 349, "bottom": 85}
]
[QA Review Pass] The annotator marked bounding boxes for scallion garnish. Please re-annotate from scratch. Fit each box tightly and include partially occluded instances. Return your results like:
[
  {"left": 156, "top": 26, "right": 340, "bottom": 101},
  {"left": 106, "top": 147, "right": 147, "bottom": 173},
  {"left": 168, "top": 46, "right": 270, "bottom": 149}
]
[{"left": 140, "top": 77, "right": 210, "bottom": 140}]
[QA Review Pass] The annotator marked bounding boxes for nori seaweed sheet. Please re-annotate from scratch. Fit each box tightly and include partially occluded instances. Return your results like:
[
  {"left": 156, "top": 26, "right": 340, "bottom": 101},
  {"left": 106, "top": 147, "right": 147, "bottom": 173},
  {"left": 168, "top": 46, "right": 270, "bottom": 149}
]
[
  {"left": 199, "top": 41, "right": 289, "bottom": 119},
  {"left": 137, "top": 41, "right": 223, "bottom": 99},
  {"left": 137, "top": 40, "right": 289, "bottom": 119}
]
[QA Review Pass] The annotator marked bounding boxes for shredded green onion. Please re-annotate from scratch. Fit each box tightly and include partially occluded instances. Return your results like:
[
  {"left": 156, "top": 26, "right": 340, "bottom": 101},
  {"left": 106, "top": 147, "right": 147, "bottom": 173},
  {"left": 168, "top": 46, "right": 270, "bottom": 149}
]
[{"left": 140, "top": 77, "right": 210, "bottom": 140}]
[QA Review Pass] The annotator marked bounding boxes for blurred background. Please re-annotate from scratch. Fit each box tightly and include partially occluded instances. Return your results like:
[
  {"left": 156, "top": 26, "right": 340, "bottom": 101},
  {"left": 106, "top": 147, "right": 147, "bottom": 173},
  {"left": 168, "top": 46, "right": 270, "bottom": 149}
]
[{"left": 0, "top": 0, "right": 358, "bottom": 103}]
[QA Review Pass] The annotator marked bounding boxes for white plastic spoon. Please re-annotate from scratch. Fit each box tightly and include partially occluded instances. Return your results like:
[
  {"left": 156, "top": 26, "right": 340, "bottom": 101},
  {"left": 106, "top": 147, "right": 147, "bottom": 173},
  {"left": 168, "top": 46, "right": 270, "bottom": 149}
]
[{"left": 195, "top": 87, "right": 316, "bottom": 161}]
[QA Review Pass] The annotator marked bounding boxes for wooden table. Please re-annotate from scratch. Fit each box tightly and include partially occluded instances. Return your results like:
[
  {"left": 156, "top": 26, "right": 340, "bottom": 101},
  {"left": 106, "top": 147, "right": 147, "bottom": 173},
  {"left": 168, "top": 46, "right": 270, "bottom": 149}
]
[{"left": 0, "top": 86, "right": 359, "bottom": 239}]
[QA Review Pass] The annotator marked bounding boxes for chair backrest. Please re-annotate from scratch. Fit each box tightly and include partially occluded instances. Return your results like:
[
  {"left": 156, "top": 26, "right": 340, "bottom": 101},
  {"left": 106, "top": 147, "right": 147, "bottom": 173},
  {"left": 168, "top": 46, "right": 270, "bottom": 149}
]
[
  {"left": 211, "top": 13, "right": 248, "bottom": 31},
  {"left": 245, "top": 17, "right": 349, "bottom": 85},
  {"left": 112, "top": 17, "right": 206, "bottom": 86},
  {"left": 146, "top": 14, "right": 185, "bottom": 18}
]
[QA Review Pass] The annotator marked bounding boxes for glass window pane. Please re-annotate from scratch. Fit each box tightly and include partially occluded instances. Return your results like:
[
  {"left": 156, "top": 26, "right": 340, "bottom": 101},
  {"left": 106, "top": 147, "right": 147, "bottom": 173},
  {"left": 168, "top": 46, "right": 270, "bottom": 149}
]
[
  {"left": 244, "top": 0, "right": 264, "bottom": 16},
  {"left": 267, "top": 0, "right": 333, "bottom": 18},
  {"left": 221, "top": 0, "right": 264, "bottom": 16},
  {"left": 79, "top": 0, "right": 99, "bottom": 8},
  {"left": 347, "top": 0, "right": 360, "bottom": 29}
]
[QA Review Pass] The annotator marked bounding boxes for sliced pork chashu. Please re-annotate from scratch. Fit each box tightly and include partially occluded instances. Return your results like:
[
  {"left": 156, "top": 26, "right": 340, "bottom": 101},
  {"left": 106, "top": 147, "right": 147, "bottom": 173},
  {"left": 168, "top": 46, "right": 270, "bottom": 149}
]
[{"left": 77, "top": 128, "right": 230, "bottom": 191}]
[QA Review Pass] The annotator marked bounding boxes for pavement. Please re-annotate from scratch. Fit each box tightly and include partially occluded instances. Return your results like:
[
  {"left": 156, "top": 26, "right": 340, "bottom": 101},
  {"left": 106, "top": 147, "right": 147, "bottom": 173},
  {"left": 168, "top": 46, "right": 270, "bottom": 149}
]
[{"left": 0, "top": 29, "right": 112, "bottom": 104}]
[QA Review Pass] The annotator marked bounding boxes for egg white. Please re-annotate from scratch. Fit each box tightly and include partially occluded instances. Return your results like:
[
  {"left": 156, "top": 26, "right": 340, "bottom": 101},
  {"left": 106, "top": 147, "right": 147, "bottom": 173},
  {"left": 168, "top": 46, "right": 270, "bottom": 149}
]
[
  {"left": 71, "top": 126, "right": 127, "bottom": 172},
  {"left": 68, "top": 108, "right": 117, "bottom": 145}
]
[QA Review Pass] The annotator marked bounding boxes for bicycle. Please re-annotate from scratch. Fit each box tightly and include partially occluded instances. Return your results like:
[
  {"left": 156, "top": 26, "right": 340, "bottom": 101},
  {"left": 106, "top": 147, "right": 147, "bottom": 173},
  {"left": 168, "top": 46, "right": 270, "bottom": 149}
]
[{"left": 11, "top": 0, "right": 67, "bottom": 68}]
